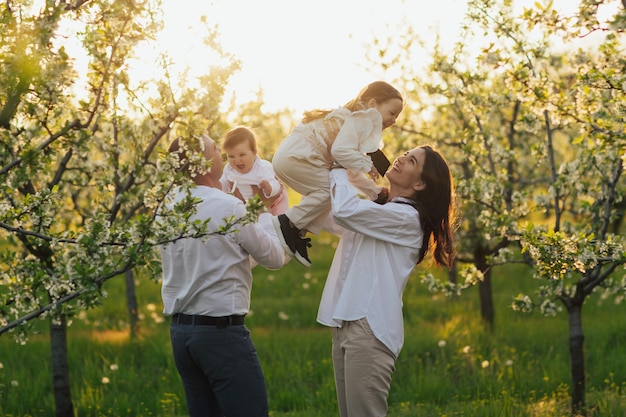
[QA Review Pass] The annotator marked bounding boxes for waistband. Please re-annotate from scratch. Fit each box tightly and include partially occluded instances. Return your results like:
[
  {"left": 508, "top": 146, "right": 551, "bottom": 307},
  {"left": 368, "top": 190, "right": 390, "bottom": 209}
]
[{"left": 171, "top": 313, "right": 245, "bottom": 328}]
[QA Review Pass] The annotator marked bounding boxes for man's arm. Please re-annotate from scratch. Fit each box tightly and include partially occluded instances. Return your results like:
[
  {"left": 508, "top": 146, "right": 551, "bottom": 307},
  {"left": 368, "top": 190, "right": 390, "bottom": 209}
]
[{"left": 237, "top": 212, "right": 288, "bottom": 269}]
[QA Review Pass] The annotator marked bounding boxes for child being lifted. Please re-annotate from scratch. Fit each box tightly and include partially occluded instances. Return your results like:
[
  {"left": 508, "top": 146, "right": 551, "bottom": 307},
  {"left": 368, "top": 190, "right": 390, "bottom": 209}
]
[{"left": 272, "top": 81, "right": 404, "bottom": 267}]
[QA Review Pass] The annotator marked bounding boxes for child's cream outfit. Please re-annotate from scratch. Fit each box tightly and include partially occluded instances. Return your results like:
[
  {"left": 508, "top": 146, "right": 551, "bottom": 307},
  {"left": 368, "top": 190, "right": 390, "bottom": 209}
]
[
  {"left": 272, "top": 107, "right": 383, "bottom": 234},
  {"left": 220, "top": 156, "right": 289, "bottom": 215}
]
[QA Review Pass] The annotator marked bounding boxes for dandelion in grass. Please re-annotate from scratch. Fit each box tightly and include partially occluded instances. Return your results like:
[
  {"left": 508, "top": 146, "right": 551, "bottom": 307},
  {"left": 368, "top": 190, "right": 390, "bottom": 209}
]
[
  {"left": 102, "top": 377, "right": 110, "bottom": 384},
  {"left": 481, "top": 360, "right": 490, "bottom": 368},
  {"left": 304, "top": 272, "right": 311, "bottom": 280},
  {"left": 278, "top": 311, "right": 289, "bottom": 320},
  {"left": 267, "top": 274, "right": 275, "bottom": 281},
  {"left": 11, "top": 380, "right": 18, "bottom": 387},
  {"left": 438, "top": 340, "right": 446, "bottom": 348},
  {"left": 462, "top": 345, "right": 471, "bottom": 354},
  {"left": 147, "top": 303, "right": 156, "bottom": 312},
  {"left": 78, "top": 310, "right": 89, "bottom": 323},
  {"left": 151, "top": 311, "right": 165, "bottom": 324},
  {"left": 302, "top": 282, "right": 310, "bottom": 290},
  {"left": 0, "top": 362, "right": 4, "bottom": 369},
  {"left": 110, "top": 364, "right": 119, "bottom": 371},
  {"left": 505, "top": 359, "right": 513, "bottom": 367}
]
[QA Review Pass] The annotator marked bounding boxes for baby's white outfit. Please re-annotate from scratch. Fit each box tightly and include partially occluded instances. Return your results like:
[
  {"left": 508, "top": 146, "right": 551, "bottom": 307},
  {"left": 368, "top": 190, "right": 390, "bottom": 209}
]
[{"left": 220, "top": 156, "right": 288, "bottom": 215}]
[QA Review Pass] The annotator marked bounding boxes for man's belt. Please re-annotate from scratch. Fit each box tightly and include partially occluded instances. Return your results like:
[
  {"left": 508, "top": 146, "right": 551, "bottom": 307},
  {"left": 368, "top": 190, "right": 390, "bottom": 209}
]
[{"left": 172, "top": 313, "right": 245, "bottom": 328}]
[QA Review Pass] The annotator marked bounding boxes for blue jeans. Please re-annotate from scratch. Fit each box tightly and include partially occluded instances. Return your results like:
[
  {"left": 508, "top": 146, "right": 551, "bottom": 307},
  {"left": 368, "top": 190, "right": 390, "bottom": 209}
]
[{"left": 170, "top": 323, "right": 268, "bottom": 417}]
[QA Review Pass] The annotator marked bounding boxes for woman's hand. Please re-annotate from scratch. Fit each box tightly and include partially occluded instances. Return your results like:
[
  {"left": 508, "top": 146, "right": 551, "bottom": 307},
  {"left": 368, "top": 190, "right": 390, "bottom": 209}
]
[
  {"left": 373, "top": 187, "right": 389, "bottom": 205},
  {"left": 368, "top": 166, "right": 380, "bottom": 181}
]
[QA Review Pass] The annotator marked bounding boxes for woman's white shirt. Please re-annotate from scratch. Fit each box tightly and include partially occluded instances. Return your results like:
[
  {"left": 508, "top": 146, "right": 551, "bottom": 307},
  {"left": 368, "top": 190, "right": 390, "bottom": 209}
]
[{"left": 317, "top": 169, "right": 423, "bottom": 357}]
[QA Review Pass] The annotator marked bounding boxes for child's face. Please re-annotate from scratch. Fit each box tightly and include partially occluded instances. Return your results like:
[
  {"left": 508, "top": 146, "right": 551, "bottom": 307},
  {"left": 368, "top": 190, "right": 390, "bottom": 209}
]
[
  {"left": 371, "top": 98, "right": 403, "bottom": 130},
  {"left": 225, "top": 142, "right": 256, "bottom": 174}
]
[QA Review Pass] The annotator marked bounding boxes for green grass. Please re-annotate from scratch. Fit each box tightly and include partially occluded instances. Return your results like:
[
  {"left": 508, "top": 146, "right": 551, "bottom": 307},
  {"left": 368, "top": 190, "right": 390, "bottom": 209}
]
[{"left": 1, "top": 232, "right": 625, "bottom": 416}]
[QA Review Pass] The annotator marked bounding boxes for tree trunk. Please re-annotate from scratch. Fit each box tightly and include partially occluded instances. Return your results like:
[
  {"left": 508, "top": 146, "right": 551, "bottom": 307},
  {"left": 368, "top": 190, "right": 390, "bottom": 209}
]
[
  {"left": 567, "top": 302, "right": 586, "bottom": 415},
  {"left": 610, "top": 198, "right": 626, "bottom": 234},
  {"left": 50, "top": 317, "right": 74, "bottom": 417},
  {"left": 474, "top": 245, "right": 495, "bottom": 329},
  {"left": 448, "top": 259, "right": 458, "bottom": 285},
  {"left": 125, "top": 268, "right": 140, "bottom": 339},
  {"left": 478, "top": 269, "right": 494, "bottom": 330}
]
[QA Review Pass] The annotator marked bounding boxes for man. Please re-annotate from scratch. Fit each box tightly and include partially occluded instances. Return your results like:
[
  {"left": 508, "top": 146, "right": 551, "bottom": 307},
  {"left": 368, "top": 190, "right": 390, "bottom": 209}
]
[{"left": 159, "top": 134, "right": 286, "bottom": 417}]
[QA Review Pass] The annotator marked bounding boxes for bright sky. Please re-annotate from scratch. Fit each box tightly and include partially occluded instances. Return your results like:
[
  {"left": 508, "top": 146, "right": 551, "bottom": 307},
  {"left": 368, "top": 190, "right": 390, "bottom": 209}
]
[
  {"left": 53, "top": 0, "right": 610, "bottom": 117},
  {"left": 154, "top": 0, "right": 469, "bottom": 115}
]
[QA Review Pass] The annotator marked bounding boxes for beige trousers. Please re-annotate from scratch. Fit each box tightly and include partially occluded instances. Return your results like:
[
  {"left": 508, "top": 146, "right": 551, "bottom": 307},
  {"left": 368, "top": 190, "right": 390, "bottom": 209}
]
[
  {"left": 332, "top": 318, "right": 397, "bottom": 417},
  {"left": 272, "top": 131, "right": 332, "bottom": 234}
]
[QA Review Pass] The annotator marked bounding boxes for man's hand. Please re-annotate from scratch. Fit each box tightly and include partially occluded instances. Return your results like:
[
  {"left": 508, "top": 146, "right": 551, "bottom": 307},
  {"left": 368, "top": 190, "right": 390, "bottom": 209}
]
[
  {"left": 250, "top": 184, "right": 282, "bottom": 207},
  {"left": 259, "top": 180, "right": 272, "bottom": 197},
  {"left": 226, "top": 181, "right": 245, "bottom": 203}
]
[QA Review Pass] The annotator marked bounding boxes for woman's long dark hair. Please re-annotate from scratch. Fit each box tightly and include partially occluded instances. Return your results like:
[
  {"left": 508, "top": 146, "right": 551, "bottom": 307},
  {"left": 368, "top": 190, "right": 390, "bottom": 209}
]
[{"left": 411, "top": 146, "right": 456, "bottom": 269}]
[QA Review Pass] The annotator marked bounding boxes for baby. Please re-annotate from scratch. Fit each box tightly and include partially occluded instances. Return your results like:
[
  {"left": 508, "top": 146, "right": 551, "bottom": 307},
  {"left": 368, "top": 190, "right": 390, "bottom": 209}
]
[{"left": 219, "top": 126, "right": 289, "bottom": 215}]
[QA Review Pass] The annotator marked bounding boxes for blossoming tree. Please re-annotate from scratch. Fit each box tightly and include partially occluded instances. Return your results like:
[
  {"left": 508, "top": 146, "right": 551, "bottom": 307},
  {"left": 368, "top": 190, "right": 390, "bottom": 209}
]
[
  {"left": 373, "top": 0, "right": 625, "bottom": 414},
  {"left": 0, "top": 1, "right": 249, "bottom": 415}
]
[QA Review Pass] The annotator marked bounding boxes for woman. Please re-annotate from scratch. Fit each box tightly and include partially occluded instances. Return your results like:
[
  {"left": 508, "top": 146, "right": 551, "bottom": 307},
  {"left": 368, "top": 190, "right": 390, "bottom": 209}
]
[{"left": 317, "top": 145, "right": 456, "bottom": 417}]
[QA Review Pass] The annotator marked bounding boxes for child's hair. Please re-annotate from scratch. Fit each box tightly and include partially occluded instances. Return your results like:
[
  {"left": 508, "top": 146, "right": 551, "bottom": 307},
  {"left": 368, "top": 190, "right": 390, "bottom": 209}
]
[
  {"left": 302, "top": 81, "right": 403, "bottom": 123},
  {"left": 223, "top": 126, "right": 257, "bottom": 153}
]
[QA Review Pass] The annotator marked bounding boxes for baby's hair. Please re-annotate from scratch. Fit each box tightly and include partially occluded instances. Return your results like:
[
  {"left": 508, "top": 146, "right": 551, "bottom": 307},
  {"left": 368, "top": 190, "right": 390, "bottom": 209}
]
[
  {"left": 223, "top": 126, "right": 257, "bottom": 153},
  {"left": 302, "top": 81, "right": 403, "bottom": 123}
]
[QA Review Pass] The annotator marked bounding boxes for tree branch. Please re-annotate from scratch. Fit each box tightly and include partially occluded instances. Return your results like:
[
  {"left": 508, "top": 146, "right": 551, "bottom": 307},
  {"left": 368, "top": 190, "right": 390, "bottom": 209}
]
[
  {"left": 0, "top": 119, "right": 82, "bottom": 176},
  {"left": 48, "top": 149, "right": 73, "bottom": 189},
  {"left": 108, "top": 114, "right": 177, "bottom": 223},
  {"left": 0, "top": 266, "right": 128, "bottom": 335}
]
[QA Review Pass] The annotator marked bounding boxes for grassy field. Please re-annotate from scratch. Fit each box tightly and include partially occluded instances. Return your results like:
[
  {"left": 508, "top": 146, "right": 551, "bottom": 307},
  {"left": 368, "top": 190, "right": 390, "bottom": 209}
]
[{"left": 1, "top": 232, "right": 625, "bottom": 416}]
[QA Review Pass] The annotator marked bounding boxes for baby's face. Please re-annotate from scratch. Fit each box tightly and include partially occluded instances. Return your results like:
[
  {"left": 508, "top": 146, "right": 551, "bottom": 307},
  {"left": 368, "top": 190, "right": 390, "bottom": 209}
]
[{"left": 225, "top": 142, "right": 256, "bottom": 174}]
